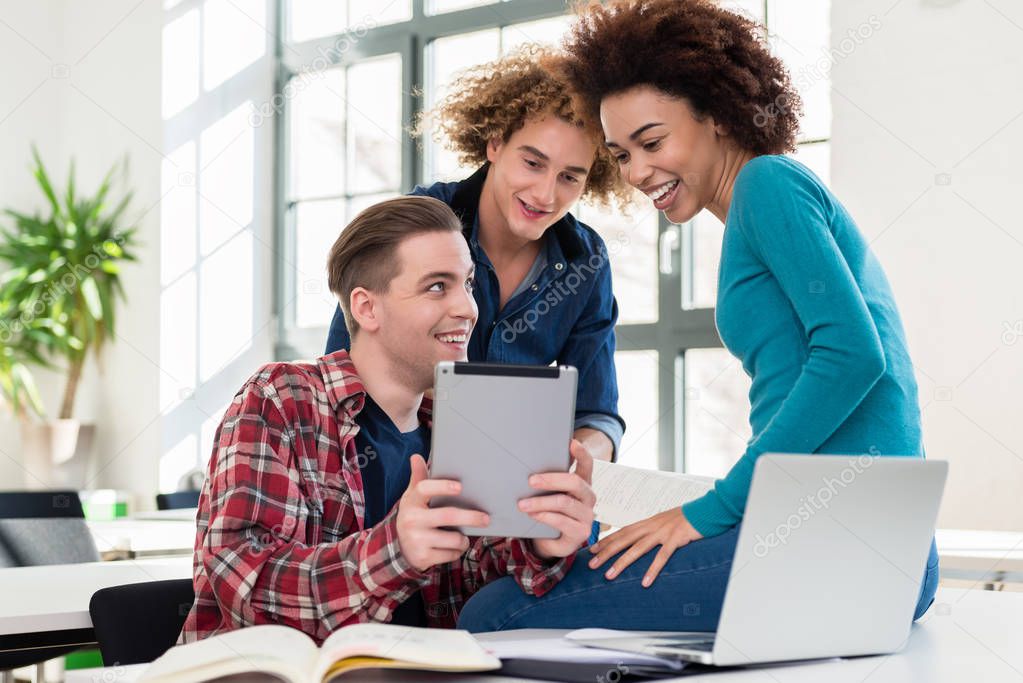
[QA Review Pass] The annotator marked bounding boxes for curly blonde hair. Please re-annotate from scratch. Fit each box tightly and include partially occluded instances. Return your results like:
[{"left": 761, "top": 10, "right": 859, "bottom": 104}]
[{"left": 418, "top": 45, "right": 631, "bottom": 207}]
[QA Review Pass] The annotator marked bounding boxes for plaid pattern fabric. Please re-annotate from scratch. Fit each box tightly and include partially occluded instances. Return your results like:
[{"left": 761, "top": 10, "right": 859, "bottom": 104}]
[{"left": 180, "top": 350, "right": 575, "bottom": 643}]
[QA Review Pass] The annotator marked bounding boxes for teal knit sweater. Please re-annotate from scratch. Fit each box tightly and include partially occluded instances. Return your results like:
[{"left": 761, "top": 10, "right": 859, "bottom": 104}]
[{"left": 683, "top": 155, "right": 923, "bottom": 537}]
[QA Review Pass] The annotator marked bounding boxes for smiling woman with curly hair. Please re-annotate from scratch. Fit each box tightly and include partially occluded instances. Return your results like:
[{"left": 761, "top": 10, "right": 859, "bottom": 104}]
[
  {"left": 457, "top": 0, "right": 939, "bottom": 635},
  {"left": 326, "top": 45, "right": 629, "bottom": 500}
]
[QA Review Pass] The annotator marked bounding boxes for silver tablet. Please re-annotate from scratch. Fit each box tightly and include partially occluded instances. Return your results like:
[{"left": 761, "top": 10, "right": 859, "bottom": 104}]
[{"left": 428, "top": 361, "right": 578, "bottom": 539}]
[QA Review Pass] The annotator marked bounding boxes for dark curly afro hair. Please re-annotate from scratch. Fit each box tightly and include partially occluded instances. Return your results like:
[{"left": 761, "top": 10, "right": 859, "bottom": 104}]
[
  {"left": 416, "top": 44, "right": 632, "bottom": 207},
  {"left": 563, "top": 0, "right": 802, "bottom": 155}
]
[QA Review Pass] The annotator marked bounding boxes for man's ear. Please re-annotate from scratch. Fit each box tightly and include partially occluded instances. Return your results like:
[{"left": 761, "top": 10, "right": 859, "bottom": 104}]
[
  {"left": 485, "top": 136, "right": 502, "bottom": 163},
  {"left": 349, "top": 287, "right": 381, "bottom": 333}
]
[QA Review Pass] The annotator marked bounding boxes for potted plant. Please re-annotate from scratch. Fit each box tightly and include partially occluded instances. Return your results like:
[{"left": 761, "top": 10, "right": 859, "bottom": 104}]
[{"left": 0, "top": 147, "right": 138, "bottom": 487}]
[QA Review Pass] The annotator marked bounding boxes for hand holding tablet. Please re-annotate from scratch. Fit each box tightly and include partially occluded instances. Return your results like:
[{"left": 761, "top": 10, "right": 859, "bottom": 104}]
[
  {"left": 427, "top": 362, "right": 595, "bottom": 544},
  {"left": 518, "top": 438, "right": 596, "bottom": 558}
]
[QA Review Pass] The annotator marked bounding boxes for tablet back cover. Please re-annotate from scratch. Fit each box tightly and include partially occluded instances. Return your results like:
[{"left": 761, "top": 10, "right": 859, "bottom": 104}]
[{"left": 429, "top": 362, "right": 577, "bottom": 538}]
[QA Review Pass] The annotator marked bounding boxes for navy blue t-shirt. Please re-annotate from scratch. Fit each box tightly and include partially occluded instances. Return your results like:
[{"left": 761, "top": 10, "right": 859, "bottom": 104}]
[{"left": 355, "top": 394, "right": 430, "bottom": 626}]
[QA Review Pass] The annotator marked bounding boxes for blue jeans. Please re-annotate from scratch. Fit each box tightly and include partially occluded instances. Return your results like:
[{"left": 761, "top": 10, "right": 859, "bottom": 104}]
[{"left": 458, "top": 528, "right": 940, "bottom": 632}]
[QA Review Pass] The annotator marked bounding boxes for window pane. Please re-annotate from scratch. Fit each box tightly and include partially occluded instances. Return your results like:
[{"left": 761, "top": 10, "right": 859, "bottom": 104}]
[
  {"left": 576, "top": 201, "right": 658, "bottom": 325},
  {"left": 686, "top": 210, "right": 724, "bottom": 310},
  {"left": 791, "top": 140, "right": 830, "bottom": 188},
  {"left": 289, "top": 1, "right": 412, "bottom": 43},
  {"left": 288, "top": 0, "right": 346, "bottom": 43},
  {"left": 289, "top": 68, "right": 345, "bottom": 200},
  {"left": 294, "top": 199, "right": 345, "bottom": 328},
  {"left": 427, "top": 0, "right": 497, "bottom": 15},
  {"left": 348, "top": 192, "right": 400, "bottom": 223},
  {"left": 501, "top": 15, "right": 571, "bottom": 52},
  {"left": 768, "top": 0, "right": 831, "bottom": 141},
  {"left": 425, "top": 29, "right": 500, "bottom": 181},
  {"left": 347, "top": 54, "right": 402, "bottom": 194},
  {"left": 363, "top": 0, "right": 412, "bottom": 27},
  {"left": 683, "top": 348, "right": 752, "bottom": 478},
  {"left": 614, "top": 351, "right": 660, "bottom": 471}
]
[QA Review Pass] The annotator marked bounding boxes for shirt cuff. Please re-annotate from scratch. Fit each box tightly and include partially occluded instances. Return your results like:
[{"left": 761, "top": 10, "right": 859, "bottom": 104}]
[
  {"left": 360, "top": 507, "right": 431, "bottom": 596},
  {"left": 509, "top": 537, "right": 577, "bottom": 597},
  {"left": 574, "top": 413, "right": 624, "bottom": 461},
  {"left": 682, "top": 490, "right": 740, "bottom": 539}
]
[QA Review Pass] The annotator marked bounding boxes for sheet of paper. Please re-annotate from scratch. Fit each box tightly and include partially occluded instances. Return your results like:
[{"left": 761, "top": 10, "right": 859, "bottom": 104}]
[
  {"left": 592, "top": 460, "right": 716, "bottom": 528},
  {"left": 482, "top": 636, "right": 684, "bottom": 670}
]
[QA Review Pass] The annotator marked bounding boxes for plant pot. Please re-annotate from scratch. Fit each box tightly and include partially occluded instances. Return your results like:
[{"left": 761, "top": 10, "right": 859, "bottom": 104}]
[{"left": 20, "top": 419, "right": 96, "bottom": 490}]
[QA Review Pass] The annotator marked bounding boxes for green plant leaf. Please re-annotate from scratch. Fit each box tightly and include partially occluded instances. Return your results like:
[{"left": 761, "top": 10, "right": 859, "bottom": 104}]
[
  {"left": 30, "top": 146, "right": 60, "bottom": 215},
  {"left": 12, "top": 362, "right": 44, "bottom": 417}
]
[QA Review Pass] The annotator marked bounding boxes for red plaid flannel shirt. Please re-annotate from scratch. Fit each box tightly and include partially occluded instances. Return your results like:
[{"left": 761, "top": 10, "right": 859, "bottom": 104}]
[{"left": 180, "top": 351, "right": 575, "bottom": 643}]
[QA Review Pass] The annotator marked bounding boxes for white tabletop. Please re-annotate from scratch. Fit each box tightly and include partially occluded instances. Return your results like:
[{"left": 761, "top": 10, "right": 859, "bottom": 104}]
[
  {"left": 0, "top": 556, "right": 192, "bottom": 636},
  {"left": 87, "top": 518, "right": 196, "bottom": 557},
  {"left": 130, "top": 508, "right": 199, "bottom": 522},
  {"left": 935, "top": 528, "right": 1023, "bottom": 586},
  {"left": 65, "top": 587, "right": 1023, "bottom": 682}
]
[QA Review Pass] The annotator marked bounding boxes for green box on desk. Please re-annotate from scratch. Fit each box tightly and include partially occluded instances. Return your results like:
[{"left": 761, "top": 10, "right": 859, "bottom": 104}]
[
  {"left": 65, "top": 648, "right": 105, "bottom": 670},
  {"left": 80, "top": 489, "right": 130, "bottom": 520}
]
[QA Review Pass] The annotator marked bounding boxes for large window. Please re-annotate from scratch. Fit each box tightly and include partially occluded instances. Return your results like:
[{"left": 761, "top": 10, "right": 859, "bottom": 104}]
[{"left": 276, "top": 0, "right": 831, "bottom": 475}]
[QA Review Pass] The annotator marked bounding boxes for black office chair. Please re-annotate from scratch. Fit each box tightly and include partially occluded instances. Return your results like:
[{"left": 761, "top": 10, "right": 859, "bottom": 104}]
[
  {"left": 155, "top": 490, "right": 200, "bottom": 511},
  {"left": 89, "top": 579, "right": 195, "bottom": 666},
  {"left": 0, "top": 490, "right": 101, "bottom": 679}
]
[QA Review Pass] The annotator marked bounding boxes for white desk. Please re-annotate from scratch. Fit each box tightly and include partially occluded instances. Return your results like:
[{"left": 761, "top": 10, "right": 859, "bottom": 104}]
[
  {"left": 66, "top": 587, "right": 1023, "bottom": 682},
  {"left": 935, "top": 528, "right": 1023, "bottom": 586},
  {"left": 87, "top": 519, "right": 196, "bottom": 558},
  {"left": 131, "top": 508, "right": 198, "bottom": 523},
  {"left": 0, "top": 556, "right": 192, "bottom": 654}
]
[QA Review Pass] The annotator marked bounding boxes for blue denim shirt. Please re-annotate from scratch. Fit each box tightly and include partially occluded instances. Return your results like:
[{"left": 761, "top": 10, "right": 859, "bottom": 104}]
[{"left": 325, "top": 164, "right": 625, "bottom": 453}]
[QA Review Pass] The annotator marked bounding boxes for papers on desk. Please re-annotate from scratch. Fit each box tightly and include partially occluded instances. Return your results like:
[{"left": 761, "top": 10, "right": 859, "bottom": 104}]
[
  {"left": 483, "top": 632, "right": 684, "bottom": 671},
  {"left": 592, "top": 459, "right": 716, "bottom": 528}
]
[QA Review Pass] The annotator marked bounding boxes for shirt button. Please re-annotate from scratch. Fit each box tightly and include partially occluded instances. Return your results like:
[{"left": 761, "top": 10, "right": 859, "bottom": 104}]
[
  {"left": 530, "top": 284, "right": 539, "bottom": 291},
  {"left": 554, "top": 263, "right": 564, "bottom": 271}
]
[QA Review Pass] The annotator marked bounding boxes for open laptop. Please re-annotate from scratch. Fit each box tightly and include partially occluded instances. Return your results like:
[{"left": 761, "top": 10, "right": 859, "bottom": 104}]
[{"left": 575, "top": 454, "right": 947, "bottom": 666}]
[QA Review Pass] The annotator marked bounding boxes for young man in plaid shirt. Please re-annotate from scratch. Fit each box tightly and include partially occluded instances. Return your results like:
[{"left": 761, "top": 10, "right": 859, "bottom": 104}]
[{"left": 181, "top": 196, "right": 596, "bottom": 643}]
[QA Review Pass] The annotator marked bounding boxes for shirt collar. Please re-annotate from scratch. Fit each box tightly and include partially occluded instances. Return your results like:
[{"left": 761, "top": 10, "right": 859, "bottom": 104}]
[
  {"left": 317, "top": 349, "right": 434, "bottom": 423},
  {"left": 317, "top": 350, "right": 367, "bottom": 417}
]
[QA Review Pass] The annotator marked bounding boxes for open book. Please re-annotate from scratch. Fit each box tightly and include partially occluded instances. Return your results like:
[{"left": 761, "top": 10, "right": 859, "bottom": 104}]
[
  {"left": 592, "top": 460, "right": 716, "bottom": 528},
  {"left": 139, "top": 624, "right": 500, "bottom": 683}
]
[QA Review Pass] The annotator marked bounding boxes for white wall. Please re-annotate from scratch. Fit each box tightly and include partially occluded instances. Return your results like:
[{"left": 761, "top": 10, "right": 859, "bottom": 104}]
[
  {"left": 0, "top": 0, "right": 276, "bottom": 509},
  {"left": 0, "top": 0, "right": 160, "bottom": 491},
  {"left": 0, "top": 0, "right": 64, "bottom": 488},
  {"left": 832, "top": 0, "right": 1023, "bottom": 529}
]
